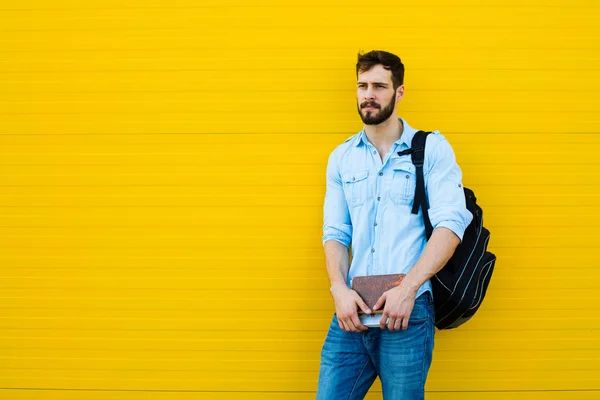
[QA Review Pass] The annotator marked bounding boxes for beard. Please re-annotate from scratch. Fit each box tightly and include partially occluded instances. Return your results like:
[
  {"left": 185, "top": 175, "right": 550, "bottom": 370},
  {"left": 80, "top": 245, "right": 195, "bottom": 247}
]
[{"left": 357, "top": 95, "right": 396, "bottom": 125}]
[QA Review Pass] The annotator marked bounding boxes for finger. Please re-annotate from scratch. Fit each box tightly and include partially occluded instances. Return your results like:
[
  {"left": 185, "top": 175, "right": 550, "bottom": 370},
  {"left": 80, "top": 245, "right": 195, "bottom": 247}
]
[
  {"left": 344, "top": 319, "right": 356, "bottom": 332},
  {"left": 387, "top": 316, "right": 396, "bottom": 331},
  {"left": 354, "top": 296, "right": 371, "bottom": 315},
  {"left": 337, "top": 318, "right": 344, "bottom": 330},
  {"left": 351, "top": 313, "right": 368, "bottom": 331},
  {"left": 402, "top": 316, "right": 409, "bottom": 331},
  {"left": 346, "top": 317, "right": 362, "bottom": 333},
  {"left": 393, "top": 317, "right": 402, "bottom": 331},
  {"left": 373, "top": 294, "right": 386, "bottom": 311},
  {"left": 380, "top": 312, "right": 389, "bottom": 329},
  {"left": 344, "top": 319, "right": 355, "bottom": 332},
  {"left": 340, "top": 316, "right": 352, "bottom": 332},
  {"left": 402, "top": 302, "right": 416, "bottom": 331},
  {"left": 339, "top": 319, "right": 349, "bottom": 332}
]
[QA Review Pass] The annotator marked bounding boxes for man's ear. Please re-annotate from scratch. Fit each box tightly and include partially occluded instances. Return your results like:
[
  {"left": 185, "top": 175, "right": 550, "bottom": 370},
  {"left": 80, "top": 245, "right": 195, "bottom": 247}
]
[{"left": 396, "top": 86, "right": 404, "bottom": 102}]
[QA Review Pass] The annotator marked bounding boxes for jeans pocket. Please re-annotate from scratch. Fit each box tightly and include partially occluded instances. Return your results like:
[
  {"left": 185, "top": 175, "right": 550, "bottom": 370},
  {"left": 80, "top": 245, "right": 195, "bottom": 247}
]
[{"left": 408, "top": 293, "right": 430, "bottom": 325}]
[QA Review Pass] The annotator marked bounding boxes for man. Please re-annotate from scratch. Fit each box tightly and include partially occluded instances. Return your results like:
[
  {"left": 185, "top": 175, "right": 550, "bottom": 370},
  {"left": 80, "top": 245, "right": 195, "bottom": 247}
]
[{"left": 316, "top": 50, "right": 473, "bottom": 399}]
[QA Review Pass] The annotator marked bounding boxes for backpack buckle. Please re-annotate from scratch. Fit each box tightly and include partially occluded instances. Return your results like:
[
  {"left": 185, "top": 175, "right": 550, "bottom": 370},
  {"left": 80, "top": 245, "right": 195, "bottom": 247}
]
[{"left": 411, "top": 146, "right": 425, "bottom": 167}]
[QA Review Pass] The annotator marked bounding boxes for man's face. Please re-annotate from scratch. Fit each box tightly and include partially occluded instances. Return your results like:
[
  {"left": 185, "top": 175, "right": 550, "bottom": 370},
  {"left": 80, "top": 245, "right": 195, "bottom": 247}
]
[{"left": 356, "top": 65, "right": 400, "bottom": 125}]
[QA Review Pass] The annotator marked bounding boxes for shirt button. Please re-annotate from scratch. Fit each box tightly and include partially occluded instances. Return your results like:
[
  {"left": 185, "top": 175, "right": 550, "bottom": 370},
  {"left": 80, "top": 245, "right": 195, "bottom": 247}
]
[
  {"left": 377, "top": 196, "right": 381, "bottom": 201},
  {"left": 373, "top": 150, "right": 376, "bottom": 154},
  {"left": 352, "top": 177, "right": 355, "bottom": 181},
  {"left": 406, "top": 175, "right": 410, "bottom": 179},
  {"left": 379, "top": 172, "right": 383, "bottom": 176},
  {"left": 372, "top": 248, "right": 375, "bottom": 253},
  {"left": 374, "top": 222, "right": 378, "bottom": 226}
]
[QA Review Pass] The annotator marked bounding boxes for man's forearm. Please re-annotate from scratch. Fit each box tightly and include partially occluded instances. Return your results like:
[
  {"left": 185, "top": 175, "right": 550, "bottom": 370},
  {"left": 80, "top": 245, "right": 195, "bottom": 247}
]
[
  {"left": 402, "top": 227, "right": 461, "bottom": 294},
  {"left": 324, "top": 240, "right": 351, "bottom": 291}
]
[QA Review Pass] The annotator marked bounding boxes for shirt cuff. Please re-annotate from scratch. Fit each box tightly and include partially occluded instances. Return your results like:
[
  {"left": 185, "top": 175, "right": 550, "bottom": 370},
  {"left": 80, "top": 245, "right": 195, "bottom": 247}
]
[
  {"left": 322, "top": 222, "right": 352, "bottom": 248},
  {"left": 434, "top": 220, "right": 467, "bottom": 244},
  {"left": 322, "top": 237, "right": 351, "bottom": 248}
]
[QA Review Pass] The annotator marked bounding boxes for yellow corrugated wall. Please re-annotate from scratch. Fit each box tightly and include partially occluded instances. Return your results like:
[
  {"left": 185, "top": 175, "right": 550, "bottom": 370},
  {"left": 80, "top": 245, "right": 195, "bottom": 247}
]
[{"left": 0, "top": 0, "right": 599, "bottom": 399}]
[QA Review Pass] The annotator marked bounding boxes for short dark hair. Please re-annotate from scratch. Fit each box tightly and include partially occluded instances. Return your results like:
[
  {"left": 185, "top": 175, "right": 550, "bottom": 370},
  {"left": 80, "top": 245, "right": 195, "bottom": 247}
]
[{"left": 356, "top": 50, "right": 404, "bottom": 90}]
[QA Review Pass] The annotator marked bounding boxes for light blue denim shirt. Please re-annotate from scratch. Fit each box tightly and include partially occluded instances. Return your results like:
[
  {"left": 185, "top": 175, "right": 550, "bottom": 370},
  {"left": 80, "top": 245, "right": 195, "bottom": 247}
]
[{"left": 322, "top": 117, "right": 473, "bottom": 301}]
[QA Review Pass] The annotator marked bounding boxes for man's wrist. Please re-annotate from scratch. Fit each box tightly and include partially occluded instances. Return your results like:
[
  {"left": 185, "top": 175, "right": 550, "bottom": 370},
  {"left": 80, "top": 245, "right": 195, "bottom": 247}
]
[
  {"left": 400, "top": 277, "right": 420, "bottom": 296},
  {"left": 329, "top": 282, "right": 348, "bottom": 295}
]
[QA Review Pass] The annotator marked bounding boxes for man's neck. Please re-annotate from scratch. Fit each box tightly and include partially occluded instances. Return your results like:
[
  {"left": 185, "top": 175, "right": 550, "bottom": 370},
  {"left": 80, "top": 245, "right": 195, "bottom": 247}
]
[{"left": 364, "top": 117, "right": 404, "bottom": 148}]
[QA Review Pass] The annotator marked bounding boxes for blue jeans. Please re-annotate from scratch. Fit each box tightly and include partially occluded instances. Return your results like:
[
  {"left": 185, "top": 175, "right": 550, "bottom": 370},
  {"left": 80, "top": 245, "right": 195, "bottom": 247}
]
[{"left": 316, "top": 292, "right": 435, "bottom": 400}]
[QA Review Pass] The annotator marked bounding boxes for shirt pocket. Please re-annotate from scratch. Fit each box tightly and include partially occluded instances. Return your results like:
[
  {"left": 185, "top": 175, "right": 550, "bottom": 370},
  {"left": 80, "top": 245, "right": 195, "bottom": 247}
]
[
  {"left": 342, "top": 169, "right": 369, "bottom": 207},
  {"left": 390, "top": 162, "right": 416, "bottom": 206}
]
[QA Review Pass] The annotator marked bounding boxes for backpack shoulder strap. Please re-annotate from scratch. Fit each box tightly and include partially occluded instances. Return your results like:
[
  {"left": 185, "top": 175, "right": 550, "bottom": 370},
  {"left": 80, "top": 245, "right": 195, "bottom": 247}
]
[{"left": 409, "top": 130, "right": 434, "bottom": 239}]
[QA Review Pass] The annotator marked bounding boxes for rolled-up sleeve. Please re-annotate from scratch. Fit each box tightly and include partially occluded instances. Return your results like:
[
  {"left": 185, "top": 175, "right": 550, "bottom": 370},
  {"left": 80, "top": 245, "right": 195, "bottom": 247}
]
[
  {"left": 426, "top": 137, "right": 473, "bottom": 243},
  {"left": 322, "top": 148, "right": 352, "bottom": 248}
]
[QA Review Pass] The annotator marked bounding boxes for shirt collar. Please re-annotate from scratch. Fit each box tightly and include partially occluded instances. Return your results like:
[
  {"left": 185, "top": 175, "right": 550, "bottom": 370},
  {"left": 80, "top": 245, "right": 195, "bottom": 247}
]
[{"left": 354, "top": 117, "right": 417, "bottom": 148}]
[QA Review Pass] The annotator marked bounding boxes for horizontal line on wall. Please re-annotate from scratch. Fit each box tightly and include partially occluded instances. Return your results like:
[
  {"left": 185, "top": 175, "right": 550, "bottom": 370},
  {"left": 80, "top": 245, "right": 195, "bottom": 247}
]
[
  {"left": 0, "top": 225, "right": 595, "bottom": 229},
  {"left": 0, "top": 367, "right": 326, "bottom": 374},
  {"left": 0, "top": 387, "right": 599, "bottom": 394},
  {"left": 1, "top": 25, "right": 597, "bottom": 32},
  {"left": 2, "top": 5, "right": 599, "bottom": 11},
  {"left": 2, "top": 89, "right": 600, "bottom": 94},
  {"left": 1, "top": 131, "right": 599, "bottom": 135},
  {"left": 0, "top": 184, "right": 597, "bottom": 188},
  {"left": 0, "top": 288, "right": 328, "bottom": 291},
  {"left": 2, "top": 67, "right": 600, "bottom": 73},
  {"left": 0, "top": 163, "right": 599, "bottom": 166},
  {"left": 2, "top": 347, "right": 600, "bottom": 353},
  {"left": 1, "top": 306, "right": 599, "bottom": 311},
  {"left": 2, "top": 110, "right": 600, "bottom": 116},
  {"left": 0, "top": 206, "right": 591, "bottom": 210},
  {"left": 0, "top": 205, "right": 323, "bottom": 208},
  {"left": 4, "top": 45, "right": 600, "bottom": 53},
  {"left": 0, "top": 325, "right": 596, "bottom": 332},
  {"left": 0, "top": 324, "right": 594, "bottom": 331},
  {"left": 0, "top": 367, "right": 597, "bottom": 375}
]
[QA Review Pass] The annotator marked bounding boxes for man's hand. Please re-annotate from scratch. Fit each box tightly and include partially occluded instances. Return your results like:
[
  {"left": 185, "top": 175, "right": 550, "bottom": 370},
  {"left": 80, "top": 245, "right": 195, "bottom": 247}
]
[
  {"left": 330, "top": 283, "right": 371, "bottom": 332},
  {"left": 373, "top": 284, "right": 417, "bottom": 331}
]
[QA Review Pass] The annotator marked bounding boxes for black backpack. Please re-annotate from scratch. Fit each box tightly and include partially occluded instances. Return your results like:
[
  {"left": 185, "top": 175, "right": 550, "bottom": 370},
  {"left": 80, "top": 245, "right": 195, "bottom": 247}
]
[{"left": 398, "top": 130, "right": 496, "bottom": 330}]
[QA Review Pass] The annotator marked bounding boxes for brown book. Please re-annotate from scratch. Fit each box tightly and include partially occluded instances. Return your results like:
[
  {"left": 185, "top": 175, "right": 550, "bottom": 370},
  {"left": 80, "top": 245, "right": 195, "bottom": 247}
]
[{"left": 351, "top": 273, "right": 406, "bottom": 315}]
